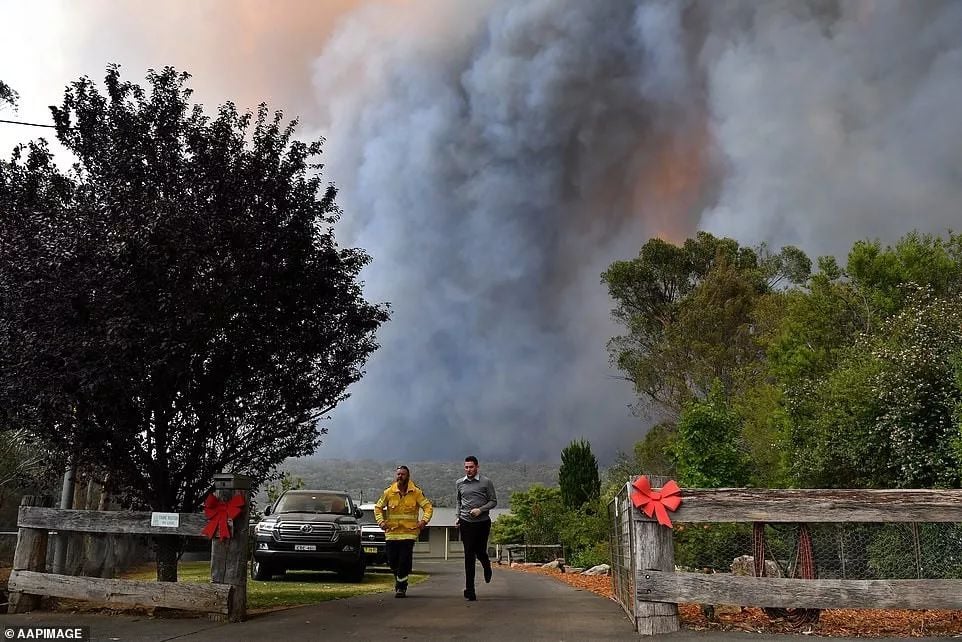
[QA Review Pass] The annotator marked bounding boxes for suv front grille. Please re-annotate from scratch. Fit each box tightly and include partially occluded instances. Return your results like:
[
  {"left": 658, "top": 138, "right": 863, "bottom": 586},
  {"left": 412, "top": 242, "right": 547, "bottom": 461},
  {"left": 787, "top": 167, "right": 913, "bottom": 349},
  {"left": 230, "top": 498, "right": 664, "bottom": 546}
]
[
  {"left": 273, "top": 521, "right": 338, "bottom": 544},
  {"left": 362, "top": 529, "right": 385, "bottom": 544}
]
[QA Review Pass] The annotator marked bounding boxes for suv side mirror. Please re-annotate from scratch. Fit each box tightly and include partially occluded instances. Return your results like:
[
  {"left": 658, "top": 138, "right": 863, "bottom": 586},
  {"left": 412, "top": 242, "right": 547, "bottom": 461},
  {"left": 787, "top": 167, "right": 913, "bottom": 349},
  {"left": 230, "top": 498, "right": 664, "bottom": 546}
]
[
  {"left": 264, "top": 505, "right": 272, "bottom": 516},
  {"left": 354, "top": 507, "right": 363, "bottom": 519}
]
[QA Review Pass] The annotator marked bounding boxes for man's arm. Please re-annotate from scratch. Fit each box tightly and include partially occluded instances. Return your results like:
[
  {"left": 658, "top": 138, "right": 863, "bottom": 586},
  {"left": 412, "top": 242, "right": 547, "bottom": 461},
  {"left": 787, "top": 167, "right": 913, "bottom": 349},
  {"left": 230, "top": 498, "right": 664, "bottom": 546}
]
[
  {"left": 479, "top": 478, "right": 498, "bottom": 512},
  {"left": 374, "top": 489, "right": 388, "bottom": 527},
  {"left": 416, "top": 490, "right": 433, "bottom": 529},
  {"left": 455, "top": 479, "right": 462, "bottom": 527}
]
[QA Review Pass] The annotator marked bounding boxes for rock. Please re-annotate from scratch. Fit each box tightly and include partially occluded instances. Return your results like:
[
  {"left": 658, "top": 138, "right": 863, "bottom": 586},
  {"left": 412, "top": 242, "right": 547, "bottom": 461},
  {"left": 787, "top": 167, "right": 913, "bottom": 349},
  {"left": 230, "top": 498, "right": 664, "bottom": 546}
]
[
  {"left": 542, "top": 559, "right": 564, "bottom": 570},
  {"left": 582, "top": 564, "right": 610, "bottom": 576},
  {"left": 564, "top": 567, "right": 585, "bottom": 574},
  {"left": 730, "top": 554, "right": 782, "bottom": 577}
]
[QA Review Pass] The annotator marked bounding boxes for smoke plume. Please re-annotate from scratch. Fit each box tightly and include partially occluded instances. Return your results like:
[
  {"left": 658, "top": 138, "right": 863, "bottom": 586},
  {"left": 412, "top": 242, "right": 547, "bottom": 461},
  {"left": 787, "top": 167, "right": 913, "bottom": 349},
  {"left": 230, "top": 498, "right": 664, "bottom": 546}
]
[{"left": 4, "top": 1, "right": 961, "bottom": 462}]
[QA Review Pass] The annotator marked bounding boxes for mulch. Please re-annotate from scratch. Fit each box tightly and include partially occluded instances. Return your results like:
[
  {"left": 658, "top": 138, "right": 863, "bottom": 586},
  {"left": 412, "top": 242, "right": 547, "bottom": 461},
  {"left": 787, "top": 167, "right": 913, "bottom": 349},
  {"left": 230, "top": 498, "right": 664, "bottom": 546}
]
[{"left": 505, "top": 564, "right": 962, "bottom": 638}]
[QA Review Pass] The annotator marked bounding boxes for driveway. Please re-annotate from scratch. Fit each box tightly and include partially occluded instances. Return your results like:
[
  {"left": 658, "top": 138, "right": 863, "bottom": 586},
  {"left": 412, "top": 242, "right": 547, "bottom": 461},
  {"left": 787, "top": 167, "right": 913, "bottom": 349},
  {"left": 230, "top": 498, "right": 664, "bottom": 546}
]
[{"left": 2, "top": 561, "right": 937, "bottom": 641}]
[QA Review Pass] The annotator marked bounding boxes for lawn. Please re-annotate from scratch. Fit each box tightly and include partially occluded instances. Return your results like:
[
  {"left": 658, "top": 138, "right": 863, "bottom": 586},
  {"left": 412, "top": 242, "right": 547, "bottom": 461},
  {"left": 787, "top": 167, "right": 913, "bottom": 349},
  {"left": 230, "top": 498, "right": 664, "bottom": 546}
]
[{"left": 125, "top": 562, "right": 426, "bottom": 611}]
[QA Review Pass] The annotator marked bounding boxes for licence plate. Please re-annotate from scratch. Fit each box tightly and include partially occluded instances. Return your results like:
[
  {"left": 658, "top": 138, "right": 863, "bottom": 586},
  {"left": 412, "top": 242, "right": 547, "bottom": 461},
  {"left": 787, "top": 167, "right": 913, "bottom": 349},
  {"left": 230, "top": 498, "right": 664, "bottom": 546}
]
[
  {"left": 294, "top": 544, "right": 316, "bottom": 551},
  {"left": 363, "top": 546, "right": 378, "bottom": 554}
]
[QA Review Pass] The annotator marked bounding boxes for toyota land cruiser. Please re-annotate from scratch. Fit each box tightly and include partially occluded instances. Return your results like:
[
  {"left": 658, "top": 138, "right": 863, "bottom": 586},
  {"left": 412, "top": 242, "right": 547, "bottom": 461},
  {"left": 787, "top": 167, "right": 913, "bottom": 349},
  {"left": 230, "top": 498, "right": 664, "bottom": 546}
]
[{"left": 252, "top": 489, "right": 366, "bottom": 582}]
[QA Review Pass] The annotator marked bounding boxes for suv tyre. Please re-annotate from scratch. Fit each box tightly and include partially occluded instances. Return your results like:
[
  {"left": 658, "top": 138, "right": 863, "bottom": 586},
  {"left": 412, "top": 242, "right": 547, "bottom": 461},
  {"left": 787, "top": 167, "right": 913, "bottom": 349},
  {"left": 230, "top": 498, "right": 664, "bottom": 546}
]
[
  {"left": 338, "top": 557, "right": 366, "bottom": 583},
  {"left": 251, "top": 558, "right": 274, "bottom": 581}
]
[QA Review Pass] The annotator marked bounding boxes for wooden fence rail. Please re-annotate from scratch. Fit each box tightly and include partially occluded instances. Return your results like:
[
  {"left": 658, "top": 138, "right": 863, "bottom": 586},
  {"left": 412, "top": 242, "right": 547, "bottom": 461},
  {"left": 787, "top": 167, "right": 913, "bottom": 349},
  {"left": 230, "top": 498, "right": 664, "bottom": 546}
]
[
  {"left": 7, "top": 472, "right": 249, "bottom": 621},
  {"left": 609, "top": 482, "right": 962, "bottom": 636}
]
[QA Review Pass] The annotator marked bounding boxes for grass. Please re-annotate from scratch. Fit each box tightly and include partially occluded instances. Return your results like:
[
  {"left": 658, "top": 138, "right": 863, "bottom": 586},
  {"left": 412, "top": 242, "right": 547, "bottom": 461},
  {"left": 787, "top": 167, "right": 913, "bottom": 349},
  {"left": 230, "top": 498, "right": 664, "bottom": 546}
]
[{"left": 125, "top": 562, "right": 426, "bottom": 611}]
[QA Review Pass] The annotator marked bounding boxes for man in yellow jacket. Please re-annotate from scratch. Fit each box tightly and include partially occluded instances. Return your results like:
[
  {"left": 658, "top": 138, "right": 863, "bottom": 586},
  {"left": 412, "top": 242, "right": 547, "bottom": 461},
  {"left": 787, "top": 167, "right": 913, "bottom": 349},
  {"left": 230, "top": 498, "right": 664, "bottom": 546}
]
[{"left": 375, "top": 465, "right": 433, "bottom": 597}]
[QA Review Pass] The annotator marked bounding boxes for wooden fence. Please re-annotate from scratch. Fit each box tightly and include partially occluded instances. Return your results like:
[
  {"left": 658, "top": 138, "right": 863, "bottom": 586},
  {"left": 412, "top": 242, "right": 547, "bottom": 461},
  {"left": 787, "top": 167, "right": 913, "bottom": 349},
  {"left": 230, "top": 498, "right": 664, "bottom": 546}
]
[
  {"left": 7, "top": 472, "right": 250, "bottom": 621},
  {"left": 609, "top": 481, "right": 962, "bottom": 636}
]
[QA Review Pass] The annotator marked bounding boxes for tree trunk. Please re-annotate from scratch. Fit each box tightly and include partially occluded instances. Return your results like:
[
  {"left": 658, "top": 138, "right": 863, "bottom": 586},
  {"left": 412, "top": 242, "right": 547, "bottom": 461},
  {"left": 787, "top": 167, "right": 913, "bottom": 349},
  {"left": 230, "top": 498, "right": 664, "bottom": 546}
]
[{"left": 155, "top": 534, "right": 180, "bottom": 582}]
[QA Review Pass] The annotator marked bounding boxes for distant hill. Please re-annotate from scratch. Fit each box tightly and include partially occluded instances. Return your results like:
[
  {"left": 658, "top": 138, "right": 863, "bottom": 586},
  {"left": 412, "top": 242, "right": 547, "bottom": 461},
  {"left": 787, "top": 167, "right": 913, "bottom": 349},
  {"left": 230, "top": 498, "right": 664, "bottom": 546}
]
[{"left": 269, "top": 458, "right": 559, "bottom": 508}]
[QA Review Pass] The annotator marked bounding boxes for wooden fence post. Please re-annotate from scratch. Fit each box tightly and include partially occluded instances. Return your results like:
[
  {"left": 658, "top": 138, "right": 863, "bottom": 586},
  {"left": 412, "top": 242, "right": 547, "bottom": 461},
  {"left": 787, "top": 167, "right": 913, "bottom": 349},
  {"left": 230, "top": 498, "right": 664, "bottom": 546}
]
[
  {"left": 634, "top": 475, "right": 679, "bottom": 635},
  {"left": 8, "top": 495, "right": 53, "bottom": 613},
  {"left": 209, "top": 472, "right": 250, "bottom": 622}
]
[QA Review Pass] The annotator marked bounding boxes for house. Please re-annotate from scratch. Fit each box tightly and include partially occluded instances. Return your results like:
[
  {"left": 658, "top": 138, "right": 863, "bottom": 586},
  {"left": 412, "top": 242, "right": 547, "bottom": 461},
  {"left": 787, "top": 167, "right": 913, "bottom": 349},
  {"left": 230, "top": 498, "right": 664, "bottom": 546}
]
[{"left": 414, "top": 507, "right": 512, "bottom": 560}]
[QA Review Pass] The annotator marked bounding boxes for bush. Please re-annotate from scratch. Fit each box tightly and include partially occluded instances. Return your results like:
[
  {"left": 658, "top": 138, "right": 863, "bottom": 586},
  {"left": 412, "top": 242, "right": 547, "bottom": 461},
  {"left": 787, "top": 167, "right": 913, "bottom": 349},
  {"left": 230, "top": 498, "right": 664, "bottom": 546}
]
[{"left": 568, "top": 541, "right": 609, "bottom": 569}]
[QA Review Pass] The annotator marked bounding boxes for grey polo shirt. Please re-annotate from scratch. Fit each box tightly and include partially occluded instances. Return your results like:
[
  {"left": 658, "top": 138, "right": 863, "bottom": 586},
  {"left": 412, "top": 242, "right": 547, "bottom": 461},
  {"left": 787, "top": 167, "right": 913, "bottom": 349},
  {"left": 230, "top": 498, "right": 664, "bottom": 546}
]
[{"left": 456, "top": 474, "right": 498, "bottom": 523}]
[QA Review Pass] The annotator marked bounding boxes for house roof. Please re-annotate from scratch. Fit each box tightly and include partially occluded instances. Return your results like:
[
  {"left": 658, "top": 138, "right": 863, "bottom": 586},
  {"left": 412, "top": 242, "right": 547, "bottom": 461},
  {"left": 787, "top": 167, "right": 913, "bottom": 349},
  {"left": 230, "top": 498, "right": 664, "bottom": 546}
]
[
  {"left": 357, "top": 503, "right": 511, "bottom": 528},
  {"left": 426, "top": 507, "right": 512, "bottom": 527}
]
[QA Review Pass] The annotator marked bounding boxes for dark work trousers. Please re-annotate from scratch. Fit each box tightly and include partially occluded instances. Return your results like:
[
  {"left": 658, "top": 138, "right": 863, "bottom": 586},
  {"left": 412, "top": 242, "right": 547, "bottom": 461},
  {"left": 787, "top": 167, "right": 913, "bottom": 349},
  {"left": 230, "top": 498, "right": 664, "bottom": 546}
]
[
  {"left": 460, "top": 519, "right": 492, "bottom": 591},
  {"left": 385, "top": 539, "right": 415, "bottom": 592}
]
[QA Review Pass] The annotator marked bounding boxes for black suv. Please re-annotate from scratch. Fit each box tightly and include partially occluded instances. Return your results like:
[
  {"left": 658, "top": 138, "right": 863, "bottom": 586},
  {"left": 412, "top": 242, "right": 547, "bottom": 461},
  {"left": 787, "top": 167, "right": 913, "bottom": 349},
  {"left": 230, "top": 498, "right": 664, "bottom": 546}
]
[{"left": 252, "top": 489, "right": 365, "bottom": 582}]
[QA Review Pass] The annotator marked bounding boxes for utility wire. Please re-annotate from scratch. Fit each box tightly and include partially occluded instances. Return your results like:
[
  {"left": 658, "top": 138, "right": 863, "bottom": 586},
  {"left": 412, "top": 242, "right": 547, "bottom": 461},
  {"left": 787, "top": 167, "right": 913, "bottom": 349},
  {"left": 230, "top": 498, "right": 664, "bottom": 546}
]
[{"left": 0, "top": 118, "right": 59, "bottom": 129}]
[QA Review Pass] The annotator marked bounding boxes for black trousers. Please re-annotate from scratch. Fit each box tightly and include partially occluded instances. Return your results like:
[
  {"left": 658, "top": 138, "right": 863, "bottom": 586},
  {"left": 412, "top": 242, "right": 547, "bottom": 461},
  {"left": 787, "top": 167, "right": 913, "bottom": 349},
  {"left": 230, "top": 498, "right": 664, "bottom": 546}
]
[
  {"left": 385, "top": 539, "right": 415, "bottom": 590},
  {"left": 460, "top": 519, "right": 491, "bottom": 591}
]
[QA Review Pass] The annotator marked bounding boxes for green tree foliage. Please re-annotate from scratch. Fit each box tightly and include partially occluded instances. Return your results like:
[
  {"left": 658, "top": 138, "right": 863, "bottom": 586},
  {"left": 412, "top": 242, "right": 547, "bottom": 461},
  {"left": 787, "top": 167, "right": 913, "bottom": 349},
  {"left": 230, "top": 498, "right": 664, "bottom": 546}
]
[
  {"left": 0, "top": 66, "right": 389, "bottom": 579},
  {"left": 266, "top": 471, "right": 305, "bottom": 505},
  {"left": 603, "top": 231, "right": 809, "bottom": 415},
  {"left": 0, "top": 80, "right": 17, "bottom": 110},
  {"left": 558, "top": 439, "right": 600, "bottom": 509},
  {"left": 671, "top": 384, "right": 751, "bottom": 488},
  {"left": 778, "top": 238, "right": 962, "bottom": 488},
  {"left": 495, "top": 485, "right": 565, "bottom": 545}
]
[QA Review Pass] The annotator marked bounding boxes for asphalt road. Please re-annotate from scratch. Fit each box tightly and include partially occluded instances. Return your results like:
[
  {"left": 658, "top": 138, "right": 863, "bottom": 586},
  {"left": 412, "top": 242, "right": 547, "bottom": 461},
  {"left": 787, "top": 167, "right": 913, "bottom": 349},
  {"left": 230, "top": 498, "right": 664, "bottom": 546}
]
[{"left": 2, "top": 561, "right": 949, "bottom": 641}]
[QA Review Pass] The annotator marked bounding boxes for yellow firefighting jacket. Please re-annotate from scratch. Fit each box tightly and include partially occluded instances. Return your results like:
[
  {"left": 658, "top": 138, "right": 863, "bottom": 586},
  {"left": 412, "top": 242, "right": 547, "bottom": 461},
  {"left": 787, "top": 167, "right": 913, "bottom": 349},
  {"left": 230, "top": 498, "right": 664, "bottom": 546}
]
[{"left": 374, "top": 481, "right": 433, "bottom": 541}]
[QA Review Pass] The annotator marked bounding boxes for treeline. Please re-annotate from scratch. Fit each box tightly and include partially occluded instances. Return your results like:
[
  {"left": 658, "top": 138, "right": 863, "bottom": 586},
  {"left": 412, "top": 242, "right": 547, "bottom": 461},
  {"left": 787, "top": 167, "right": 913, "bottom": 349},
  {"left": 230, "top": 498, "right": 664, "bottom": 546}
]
[
  {"left": 276, "top": 458, "right": 559, "bottom": 507},
  {"left": 603, "top": 230, "right": 962, "bottom": 490}
]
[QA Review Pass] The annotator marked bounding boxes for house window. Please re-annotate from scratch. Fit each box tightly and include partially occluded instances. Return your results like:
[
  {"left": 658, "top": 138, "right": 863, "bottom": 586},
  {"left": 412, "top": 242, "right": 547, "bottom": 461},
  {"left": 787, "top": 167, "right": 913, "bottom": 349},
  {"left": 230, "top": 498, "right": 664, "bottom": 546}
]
[{"left": 418, "top": 527, "right": 430, "bottom": 542}]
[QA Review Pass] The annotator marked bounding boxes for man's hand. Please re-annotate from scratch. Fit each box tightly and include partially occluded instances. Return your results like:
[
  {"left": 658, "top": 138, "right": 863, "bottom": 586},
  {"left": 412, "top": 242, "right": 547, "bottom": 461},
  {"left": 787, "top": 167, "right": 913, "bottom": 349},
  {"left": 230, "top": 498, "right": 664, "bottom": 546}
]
[
  {"left": 377, "top": 521, "right": 387, "bottom": 531},
  {"left": 469, "top": 508, "right": 482, "bottom": 518},
  {"left": 415, "top": 520, "right": 427, "bottom": 530}
]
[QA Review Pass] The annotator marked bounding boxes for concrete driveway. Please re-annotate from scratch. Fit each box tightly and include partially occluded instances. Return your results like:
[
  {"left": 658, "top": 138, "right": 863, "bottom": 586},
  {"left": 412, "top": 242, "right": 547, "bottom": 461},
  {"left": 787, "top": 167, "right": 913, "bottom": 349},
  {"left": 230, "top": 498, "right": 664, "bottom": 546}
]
[{"left": 2, "top": 561, "right": 937, "bottom": 641}]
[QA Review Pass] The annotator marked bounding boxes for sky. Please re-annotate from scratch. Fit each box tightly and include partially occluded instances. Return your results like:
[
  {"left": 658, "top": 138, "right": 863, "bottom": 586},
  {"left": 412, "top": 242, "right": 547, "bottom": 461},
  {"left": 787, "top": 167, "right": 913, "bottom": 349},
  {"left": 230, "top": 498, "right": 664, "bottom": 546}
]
[{"left": 2, "top": 1, "right": 961, "bottom": 463}]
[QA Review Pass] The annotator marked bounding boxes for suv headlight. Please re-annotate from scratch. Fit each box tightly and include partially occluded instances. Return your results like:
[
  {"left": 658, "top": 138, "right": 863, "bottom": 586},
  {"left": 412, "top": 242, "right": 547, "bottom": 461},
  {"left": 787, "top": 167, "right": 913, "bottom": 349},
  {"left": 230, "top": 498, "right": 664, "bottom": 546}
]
[
  {"left": 337, "top": 523, "right": 360, "bottom": 532},
  {"left": 255, "top": 521, "right": 276, "bottom": 534}
]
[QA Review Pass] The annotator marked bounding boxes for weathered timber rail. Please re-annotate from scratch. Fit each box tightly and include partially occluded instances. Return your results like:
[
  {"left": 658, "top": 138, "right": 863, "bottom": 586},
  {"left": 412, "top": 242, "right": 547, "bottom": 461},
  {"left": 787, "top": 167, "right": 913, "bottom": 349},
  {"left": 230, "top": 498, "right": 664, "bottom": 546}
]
[
  {"left": 7, "top": 472, "right": 250, "bottom": 621},
  {"left": 609, "top": 482, "right": 962, "bottom": 636}
]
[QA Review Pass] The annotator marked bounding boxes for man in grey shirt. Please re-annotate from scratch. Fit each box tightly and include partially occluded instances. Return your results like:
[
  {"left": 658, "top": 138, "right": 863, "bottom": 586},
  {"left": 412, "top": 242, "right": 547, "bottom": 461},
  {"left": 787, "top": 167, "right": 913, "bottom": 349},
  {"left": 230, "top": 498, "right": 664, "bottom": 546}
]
[{"left": 456, "top": 455, "right": 497, "bottom": 600}]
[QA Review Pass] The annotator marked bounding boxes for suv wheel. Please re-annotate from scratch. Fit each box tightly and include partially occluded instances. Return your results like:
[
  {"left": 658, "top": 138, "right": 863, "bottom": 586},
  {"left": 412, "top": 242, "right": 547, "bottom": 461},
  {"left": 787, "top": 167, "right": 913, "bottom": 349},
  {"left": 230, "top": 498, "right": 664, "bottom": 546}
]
[
  {"left": 338, "top": 557, "right": 365, "bottom": 583},
  {"left": 251, "top": 558, "right": 274, "bottom": 581}
]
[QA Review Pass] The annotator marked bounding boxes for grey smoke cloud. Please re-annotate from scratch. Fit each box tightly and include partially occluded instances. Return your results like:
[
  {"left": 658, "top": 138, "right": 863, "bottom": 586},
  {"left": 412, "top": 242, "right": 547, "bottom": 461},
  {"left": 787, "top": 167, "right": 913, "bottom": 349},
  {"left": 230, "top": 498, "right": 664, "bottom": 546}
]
[
  {"left": 313, "top": 0, "right": 714, "bottom": 461},
  {"left": 5, "top": 1, "right": 960, "bottom": 462},
  {"left": 313, "top": 0, "right": 962, "bottom": 462},
  {"left": 699, "top": 1, "right": 962, "bottom": 256}
]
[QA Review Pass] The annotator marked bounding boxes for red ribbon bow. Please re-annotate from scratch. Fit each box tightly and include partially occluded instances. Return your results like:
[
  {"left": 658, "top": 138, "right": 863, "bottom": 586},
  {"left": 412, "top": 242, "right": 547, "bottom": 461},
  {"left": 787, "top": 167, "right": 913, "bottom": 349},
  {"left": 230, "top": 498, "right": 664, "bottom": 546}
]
[
  {"left": 201, "top": 493, "right": 245, "bottom": 540},
  {"left": 630, "top": 476, "right": 682, "bottom": 528}
]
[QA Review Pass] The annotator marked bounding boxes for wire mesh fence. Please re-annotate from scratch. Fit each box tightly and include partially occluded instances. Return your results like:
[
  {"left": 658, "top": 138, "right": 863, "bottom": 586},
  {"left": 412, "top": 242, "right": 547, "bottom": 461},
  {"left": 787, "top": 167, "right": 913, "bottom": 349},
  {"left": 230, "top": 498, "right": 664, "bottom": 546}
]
[
  {"left": 496, "top": 543, "right": 564, "bottom": 565},
  {"left": 608, "top": 486, "right": 634, "bottom": 619},
  {"left": 608, "top": 483, "right": 635, "bottom": 620},
  {"left": 673, "top": 521, "right": 962, "bottom": 580}
]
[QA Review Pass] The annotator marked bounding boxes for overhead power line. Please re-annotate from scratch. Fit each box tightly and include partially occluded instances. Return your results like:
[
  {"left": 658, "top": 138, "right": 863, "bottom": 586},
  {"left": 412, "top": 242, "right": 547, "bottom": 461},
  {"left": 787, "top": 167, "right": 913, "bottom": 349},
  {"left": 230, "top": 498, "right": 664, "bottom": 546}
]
[{"left": 0, "top": 118, "right": 59, "bottom": 129}]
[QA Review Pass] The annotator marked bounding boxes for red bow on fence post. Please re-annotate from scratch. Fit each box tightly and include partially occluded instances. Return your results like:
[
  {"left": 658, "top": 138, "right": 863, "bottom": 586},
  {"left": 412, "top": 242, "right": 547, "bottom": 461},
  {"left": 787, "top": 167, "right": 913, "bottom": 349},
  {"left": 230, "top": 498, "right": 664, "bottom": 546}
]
[
  {"left": 630, "top": 476, "right": 682, "bottom": 528},
  {"left": 201, "top": 493, "right": 246, "bottom": 540}
]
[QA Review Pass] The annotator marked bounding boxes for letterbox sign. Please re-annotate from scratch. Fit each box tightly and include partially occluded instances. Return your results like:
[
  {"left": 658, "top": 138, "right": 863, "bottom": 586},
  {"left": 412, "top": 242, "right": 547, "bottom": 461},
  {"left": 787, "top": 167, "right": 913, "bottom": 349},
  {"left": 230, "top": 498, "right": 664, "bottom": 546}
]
[{"left": 151, "top": 512, "right": 181, "bottom": 528}]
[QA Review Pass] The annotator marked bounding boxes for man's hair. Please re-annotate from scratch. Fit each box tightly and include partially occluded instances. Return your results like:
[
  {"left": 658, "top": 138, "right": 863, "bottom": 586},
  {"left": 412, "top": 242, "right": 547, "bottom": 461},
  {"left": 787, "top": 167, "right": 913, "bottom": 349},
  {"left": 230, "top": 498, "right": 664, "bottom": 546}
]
[
  {"left": 464, "top": 455, "right": 478, "bottom": 465},
  {"left": 396, "top": 465, "right": 410, "bottom": 473}
]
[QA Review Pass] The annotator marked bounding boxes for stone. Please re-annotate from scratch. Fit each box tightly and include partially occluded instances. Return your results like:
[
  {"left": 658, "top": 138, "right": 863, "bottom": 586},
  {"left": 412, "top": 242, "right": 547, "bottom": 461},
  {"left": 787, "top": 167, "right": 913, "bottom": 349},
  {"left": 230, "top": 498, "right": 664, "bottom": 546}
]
[
  {"left": 730, "top": 554, "right": 782, "bottom": 577},
  {"left": 582, "top": 564, "right": 610, "bottom": 576}
]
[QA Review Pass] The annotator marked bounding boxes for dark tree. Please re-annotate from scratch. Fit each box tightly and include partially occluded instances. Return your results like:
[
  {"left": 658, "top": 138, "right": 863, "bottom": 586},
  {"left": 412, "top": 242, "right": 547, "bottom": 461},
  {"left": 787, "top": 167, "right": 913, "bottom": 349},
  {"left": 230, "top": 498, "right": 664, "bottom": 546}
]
[
  {"left": 558, "top": 439, "right": 600, "bottom": 509},
  {"left": 0, "top": 66, "right": 389, "bottom": 580}
]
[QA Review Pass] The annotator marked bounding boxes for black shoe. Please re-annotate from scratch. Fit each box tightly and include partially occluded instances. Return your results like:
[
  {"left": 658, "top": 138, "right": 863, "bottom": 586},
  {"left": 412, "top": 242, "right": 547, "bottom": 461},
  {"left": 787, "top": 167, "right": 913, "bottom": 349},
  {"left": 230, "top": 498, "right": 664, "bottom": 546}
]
[
  {"left": 395, "top": 590, "right": 406, "bottom": 598},
  {"left": 484, "top": 566, "right": 492, "bottom": 583},
  {"left": 464, "top": 589, "right": 477, "bottom": 601}
]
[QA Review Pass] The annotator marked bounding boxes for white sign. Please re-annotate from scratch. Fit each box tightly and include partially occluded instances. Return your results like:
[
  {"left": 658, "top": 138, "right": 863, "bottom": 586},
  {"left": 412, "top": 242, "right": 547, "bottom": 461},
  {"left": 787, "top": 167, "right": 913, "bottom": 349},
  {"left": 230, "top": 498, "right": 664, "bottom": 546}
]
[{"left": 150, "top": 512, "right": 180, "bottom": 528}]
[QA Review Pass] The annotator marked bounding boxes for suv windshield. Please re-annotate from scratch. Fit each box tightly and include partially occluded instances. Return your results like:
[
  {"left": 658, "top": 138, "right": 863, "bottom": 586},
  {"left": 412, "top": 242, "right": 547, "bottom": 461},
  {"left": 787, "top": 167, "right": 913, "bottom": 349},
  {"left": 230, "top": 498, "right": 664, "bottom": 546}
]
[
  {"left": 275, "top": 493, "right": 351, "bottom": 515},
  {"left": 357, "top": 509, "right": 378, "bottom": 525}
]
